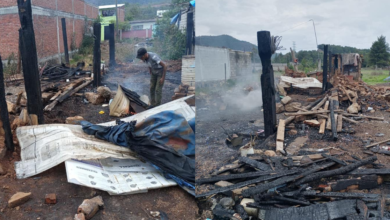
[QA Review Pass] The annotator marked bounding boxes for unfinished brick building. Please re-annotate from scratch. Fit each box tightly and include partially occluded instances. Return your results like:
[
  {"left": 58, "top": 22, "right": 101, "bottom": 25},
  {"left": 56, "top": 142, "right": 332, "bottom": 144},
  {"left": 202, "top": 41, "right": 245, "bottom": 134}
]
[{"left": 0, "top": 0, "right": 99, "bottom": 64}]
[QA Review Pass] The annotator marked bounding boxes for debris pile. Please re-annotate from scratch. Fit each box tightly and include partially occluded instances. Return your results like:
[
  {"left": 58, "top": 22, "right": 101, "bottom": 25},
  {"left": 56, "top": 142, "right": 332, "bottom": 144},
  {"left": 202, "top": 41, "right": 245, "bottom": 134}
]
[
  {"left": 40, "top": 62, "right": 90, "bottom": 81},
  {"left": 172, "top": 83, "right": 195, "bottom": 100},
  {"left": 109, "top": 85, "right": 149, "bottom": 117}
]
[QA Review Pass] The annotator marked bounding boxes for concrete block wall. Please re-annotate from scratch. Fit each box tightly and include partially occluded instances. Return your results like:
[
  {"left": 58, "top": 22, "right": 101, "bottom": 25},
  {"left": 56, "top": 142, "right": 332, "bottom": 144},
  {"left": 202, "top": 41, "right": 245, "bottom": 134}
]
[
  {"left": 229, "top": 50, "right": 252, "bottom": 79},
  {"left": 0, "top": 0, "right": 98, "bottom": 64}
]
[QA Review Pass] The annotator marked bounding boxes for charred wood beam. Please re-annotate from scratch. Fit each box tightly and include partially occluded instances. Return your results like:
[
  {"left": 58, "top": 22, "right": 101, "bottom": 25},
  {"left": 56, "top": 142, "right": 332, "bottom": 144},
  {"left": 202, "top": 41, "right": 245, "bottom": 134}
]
[
  {"left": 322, "top": 45, "right": 328, "bottom": 92},
  {"left": 235, "top": 204, "right": 249, "bottom": 220},
  {"left": 321, "top": 153, "right": 347, "bottom": 166},
  {"left": 285, "top": 98, "right": 324, "bottom": 125},
  {"left": 242, "top": 162, "right": 336, "bottom": 197},
  {"left": 291, "top": 191, "right": 381, "bottom": 202},
  {"left": 17, "top": 0, "right": 44, "bottom": 124},
  {"left": 239, "top": 157, "right": 271, "bottom": 171},
  {"left": 293, "top": 156, "right": 377, "bottom": 186},
  {"left": 257, "top": 31, "right": 276, "bottom": 137},
  {"left": 61, "top": 18, "right": 69, "bottom": 65},
  {"left": 109, "top": 23, "right": 116, "bottom": 66},
  {"left": 330, "top": 100, "right": 338, "bottom": 141},
  {"left": 274, "top": 196, "right": 311, "bottom": 206},
  {"left": 93, "top": 22, "right": 101, "bottom": 87},
  {"left": 329, "top": 175, "right": 379, "bottom": 192},
  {"left": 349, "top": 169, "right": 390, "bottom": 175},
  {"left": 196, "top": 170, "right": 298, "bottom": 198},
  {"left": 0, "top": 56, "right": 15, "bottom": 151},
  {"left": 196, "top": 170, "right": 280, "bottom": 184}
]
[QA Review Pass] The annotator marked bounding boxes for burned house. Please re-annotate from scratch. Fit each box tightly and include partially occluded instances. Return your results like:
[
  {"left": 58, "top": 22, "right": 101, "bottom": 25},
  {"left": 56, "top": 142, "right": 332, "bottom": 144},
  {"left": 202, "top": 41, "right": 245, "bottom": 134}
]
[{"left": 331, "top": 53, "right": 362, "bottom": 81}]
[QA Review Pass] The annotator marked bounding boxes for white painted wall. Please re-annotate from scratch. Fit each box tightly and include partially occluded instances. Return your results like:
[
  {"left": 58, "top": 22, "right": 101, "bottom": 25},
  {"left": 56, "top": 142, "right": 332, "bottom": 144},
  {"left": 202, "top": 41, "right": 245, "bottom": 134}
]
[
  {"left": 130, "top": 21, "right": 155, "bottom": 30},
  {"left": 195, "top": 46, "right": 231, "bottom": 82}
]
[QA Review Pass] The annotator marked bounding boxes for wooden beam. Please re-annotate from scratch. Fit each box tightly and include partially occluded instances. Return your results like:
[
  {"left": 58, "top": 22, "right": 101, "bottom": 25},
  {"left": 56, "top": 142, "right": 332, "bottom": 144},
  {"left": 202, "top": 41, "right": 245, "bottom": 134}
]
[
  {"left": 258, "top": 31, "right": 276, "bottom": 137},
  {"left": 284, "top": 109, "right": 343, "bottom": 116},
  {"left": 322, "top": 45, "right": 328, "bottom": 92},
  {"left": 319, "top": 119, "right": 326, "bottom": 134},
  {"left": 109, "top": 23, "right": 116, "bottom": 67},
  {"left": 93, "top": 22, "right": 101, "bottom": 87},
  {"left": 18, "top": 0, "right": 44, "bottom": 124},
  {"left": 337, "top": 114, "right": 343, "bottom": 132},
  {"left": 330, "top": 100, "right": 338, "bottom": 141},
  {"left": 365, "top": 139, "right": 390, "bottom": 149},
  {"left": 342, "top": 116, "right": 358, "bottom": 124},
  {"left": 0, "top": 56, "right": 15, "bottom": 151},
  {"left": 61, "top": 18, "right": 69, "bottom": 65},
  {"left": 342, "top": 113, "right": 384, "bottom": 121},
  {"left": 311, "top": 95, "right": 328, "bottom": 110}
]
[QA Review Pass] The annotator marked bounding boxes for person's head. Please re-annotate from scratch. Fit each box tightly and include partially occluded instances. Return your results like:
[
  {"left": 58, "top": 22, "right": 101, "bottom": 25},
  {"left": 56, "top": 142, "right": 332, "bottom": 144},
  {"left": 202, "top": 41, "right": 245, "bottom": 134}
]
[{"left": 136, "top": 48, "right": 148, "bottom": 61}]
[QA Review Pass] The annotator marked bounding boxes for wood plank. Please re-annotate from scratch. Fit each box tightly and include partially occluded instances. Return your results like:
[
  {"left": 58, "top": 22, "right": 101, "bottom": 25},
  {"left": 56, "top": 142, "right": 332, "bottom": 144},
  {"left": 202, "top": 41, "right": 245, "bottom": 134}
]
[
  {"left": 311, "top": 95, "right": 328, "bottom": 110},
  {"left": 337, "top": 114, "right": 343, "bottom": 132},
  {"left": 342, "top": 113, "right": 384, "bottom": 121},
  {"left": 342, "top": 116, "right": 358, "bottom": 124},
  {"left": 365, "top": 139, "right": 390, "bottom": 149},
  {"left": 330, "top": 100, "right": 338, "bottom": 141},
  {"left": 28, "top": 114, "right": 38, "bottom": 125},
  {"left": 285, "top": 109, "right": 343, "bottom": 116},
  {"left": 276, "top": 119, "right": 285, "bottom": 142},
  {"left": 319, "top": 119, "right": 326, "bottom": 134},
  {"left": 276, "top": 141, "right": 284, "bottom": 154},
  {"left": 324, "top": 101, "right": 330, "bottom": 110}
]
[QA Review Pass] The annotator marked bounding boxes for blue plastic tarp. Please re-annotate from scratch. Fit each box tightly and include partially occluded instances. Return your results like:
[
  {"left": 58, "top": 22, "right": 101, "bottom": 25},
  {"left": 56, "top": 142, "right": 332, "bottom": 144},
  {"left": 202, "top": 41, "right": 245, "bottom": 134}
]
[
  {"left": 190, "top": 0, "right": 195, "bottom": 7},
  {"left": 82, "top": 110, "right": 195, "bottom": 156}
]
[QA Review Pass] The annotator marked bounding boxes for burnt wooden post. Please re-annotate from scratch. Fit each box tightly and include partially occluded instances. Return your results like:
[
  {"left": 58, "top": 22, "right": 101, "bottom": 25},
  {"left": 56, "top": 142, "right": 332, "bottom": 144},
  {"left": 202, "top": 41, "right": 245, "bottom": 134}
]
[
  {"left": 257, "top": 31, "right": 276, "bottom": 137},
  {"left": 186, "top": 11, "right": 194, "bottom": 55},
  {"left": 322, "top": 45, "right": 328, "bottom": 92},
  {"left": 17, "top": 0, "right": 44, "bottom": 124},
  {"left": 93, "top": 22, "right": 101, "bottom": 87},
  {"left": 109, "top": 23, "right": 116, "bottom": 66},
  {"left": 328, "top": 50, "right": 332, "bottom": 77},
  {"left": 330, "top": 99, "right": 338, "bottom": 141},
  {"left": 61, "top": 18, "right": 69, "bottom": 65},
  {"left": 0, "top": 56, "right": 15, "bottom": 151}
]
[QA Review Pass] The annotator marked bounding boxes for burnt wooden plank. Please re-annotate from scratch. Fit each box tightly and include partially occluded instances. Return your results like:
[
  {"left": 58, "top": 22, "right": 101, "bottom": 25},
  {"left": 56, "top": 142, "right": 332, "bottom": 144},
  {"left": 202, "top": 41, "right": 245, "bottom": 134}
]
[
  {"left": 243, "top": 162, "right": 335, "bottom": 197},
  {"left": 17, "top": 0, "right": 44, "bottom": 124},
  {"left": 263, "top": 203, "right": 329, "bottom": 220},
  {"left": 321, "top": 153, "right": 347, "bottom": 166},
  {"left": 239, "top": 157, "right": 270, "bottom": 171},
  {"left": 290, "top": 191, "right": 381, "bottom": 201},
  {"left": 196, "top": 170, "right": 298, "bottom": 198},
  {"left": 0, "top": 56, "right": 15, "bottom": 151},
  {"left": 93, "top": 22, "right": 101, "bottom": 87},
  {"left": 331, "top": 175, "right": 379, "bottom": 191},
  {"left": 323, "top": 45, "right": 328, "bottom": 92},
  {"left": 197, "top": 170, "right": 279, "bottom": 184},
  {"left": 258, "top": 31, "right": 276, "bottom": 137},
  {"left": 293, "top": 156, "right": 377, "bottom": 186},
  {"left": 61, "top": 18, "right": 69, "bottom": 65},
  {"left": 274, "top": 196, "right": 311, "bottom": 206},
  {"left": 349, "top": 169, "right": 390, "bottom": 175},
  {"left": 330, "top": 100, "right": 338, "bottom": 141},
  {"left": 109, "top": 23, "right": 116, "bottom": 66}
]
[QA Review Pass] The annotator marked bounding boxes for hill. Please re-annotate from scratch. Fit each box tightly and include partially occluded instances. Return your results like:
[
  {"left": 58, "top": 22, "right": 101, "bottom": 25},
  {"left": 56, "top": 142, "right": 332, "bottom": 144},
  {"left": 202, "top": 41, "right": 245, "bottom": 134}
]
[{"left": 195, "top": 35, "right": 257, "bottom": 52}]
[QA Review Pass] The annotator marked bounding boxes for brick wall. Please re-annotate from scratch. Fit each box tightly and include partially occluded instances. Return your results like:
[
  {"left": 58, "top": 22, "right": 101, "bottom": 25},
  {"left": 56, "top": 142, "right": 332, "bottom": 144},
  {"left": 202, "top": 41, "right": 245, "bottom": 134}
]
[
  {"left": 0, "top": 0, "right": 99, "bottom": 62},
  {"left": 0, "top": 1, "right": 17, "bottom": 7},
  {"left": 119, "top": 8, "right": 125, "bottom": 22},
  {"left": 34, "top": 0, "right": 57, "bottom": 10}
]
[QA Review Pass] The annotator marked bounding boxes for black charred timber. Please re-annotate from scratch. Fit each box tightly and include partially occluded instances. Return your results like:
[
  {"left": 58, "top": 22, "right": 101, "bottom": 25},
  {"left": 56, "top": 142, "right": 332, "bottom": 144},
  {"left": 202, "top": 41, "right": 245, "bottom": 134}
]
[
  {"left": 185, "top": 12, "right": 194, "bottom": 55},
  {"left": 378, "top": 149, "right": 390, "bottom": 156},
  {"left": 328, "top": 50, "right": 332, "bottom": 75},
  {"left": 330, "top": 100, "right": 338, "bottom": 141},
  {"left": 294, "top": 156, "right": 377, "bottom": 186},
  {"left": 274, "top": 196, "right": 311, "bottom": 206},
  {"left": 349, "top": 169, "right": 390, "bottom": 175},
  {"left": 0, "top": 56, "right": 15, "bottom": 151},
  {"left": 196, "top": 170, "right": 279, "bottom": 184},
  {"left": 93, "top": 22, "right": 101, "bottom": 87},
  {"left": 17, "top": 0, "right": 44, "bottom": 124},
  {"left": 286, "top": 157, "right": 294, "bottom": 167},
  {"left": 239, "top": 157, "right": 271, "bottom": 171},
  {"left": 196, "top": 170, "right": 298, "bottom": 198},
  {"left": 322, "top": 45, "right": 328, "bottom": 92},
  {"left": 271, "top": 157, "right": 286, "bottom": 170},
  {"left": 321, "top": 153, "right": 347, "bottom": 166},
  {"left": 212, "top": 204, "right": 234, "bottom": 220},
  {"left": 293, "top": 162, "right": 336, "bottom": 181},
  {"left": 234, "top": 204, "right": 249, "bottom": 220},
  {"left": 109, "top": 23, "right": 116, "bottom": 66},
  {"left": 257, "top": 31, "right": 276, "bottom": 137},
  {"left": 246, "top": 203, "right": 273, "bottom": 210},
  {"left": 242, "top": 162, "right": 335, "bottom": 197},
  {"left": 331, "top": 175, "right": 379, "bottom": 191},
  {"left": 283, "top": 191, "right": 381, "bottom": 201},
  {"left": 61, "top": 18, "right": 69, "bottom": 65},
  {"left": 378, "top": 195, "right": 385, "bottom": 219},
  {"left": 351, "top": 155, "right": 362, "bottom": 161}
]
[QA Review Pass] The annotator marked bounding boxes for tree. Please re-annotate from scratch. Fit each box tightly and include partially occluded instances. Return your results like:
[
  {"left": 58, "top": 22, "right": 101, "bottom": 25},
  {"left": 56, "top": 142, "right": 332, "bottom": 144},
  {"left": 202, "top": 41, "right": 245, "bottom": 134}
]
[{"left": 369, "top": 35, "right": 390, "bottom": 67}]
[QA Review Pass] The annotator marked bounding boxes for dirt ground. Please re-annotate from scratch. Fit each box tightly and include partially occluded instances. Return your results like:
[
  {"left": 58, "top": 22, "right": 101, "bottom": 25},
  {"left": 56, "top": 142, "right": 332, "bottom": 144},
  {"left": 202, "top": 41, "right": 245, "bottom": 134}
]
[
  {"left": 0, "top": 62, "right": 198, "bottom": 219},
  {"left": 195, "top": 77, "right": 390, "bottom": 217}
]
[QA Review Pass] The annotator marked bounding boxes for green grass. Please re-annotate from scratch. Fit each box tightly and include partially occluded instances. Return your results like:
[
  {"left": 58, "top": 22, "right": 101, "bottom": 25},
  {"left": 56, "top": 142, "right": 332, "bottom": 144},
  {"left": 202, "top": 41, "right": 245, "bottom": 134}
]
[{"left": 361, "top": 68, "right": 390, "bottom": 85}]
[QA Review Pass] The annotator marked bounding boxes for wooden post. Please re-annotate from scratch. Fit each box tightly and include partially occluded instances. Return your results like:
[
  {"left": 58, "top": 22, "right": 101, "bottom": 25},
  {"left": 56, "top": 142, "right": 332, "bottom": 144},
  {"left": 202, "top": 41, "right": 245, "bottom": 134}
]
[
  {"left": 61, "top": 18, "right": 69, "bottom": 65},
  {"left": 186, "top": 11, "right": 194, "bottom": 55},
  {"left": 328, "top": 50, "right": 332, "bottom": 78},
  {"left": 17, "top": 0, "right": 44, "bottom": 124},
  {"left": 322, "top": 45, "right": 328, "bottom": 92},
  {"left": 257, "top": 31, "right": 276, "bottom": 137},
  {"left": 0, "top": 56, "right": 15, "bottom": 151},
  {"left": 109, "top": 23, "right": 116, "bottom": 67},
  {"left": 330, "top": 100, "right": 338, "bottom": 141},
  {"left": 93, "top": 22, "right": 101, "bottom": 87}
]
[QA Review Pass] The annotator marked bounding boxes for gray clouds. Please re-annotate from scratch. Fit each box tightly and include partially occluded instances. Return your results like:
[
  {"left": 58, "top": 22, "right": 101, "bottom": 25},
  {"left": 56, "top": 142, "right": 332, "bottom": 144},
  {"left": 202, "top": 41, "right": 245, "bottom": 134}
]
[{"left": 196, "top": 0, "right": 390, "bottom": 52}]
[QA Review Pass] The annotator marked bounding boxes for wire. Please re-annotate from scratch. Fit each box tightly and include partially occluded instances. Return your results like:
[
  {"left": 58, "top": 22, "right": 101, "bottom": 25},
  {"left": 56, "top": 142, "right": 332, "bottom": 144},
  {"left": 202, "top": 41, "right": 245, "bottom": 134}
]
[{"left": 275, "top": 20, "right": 311, "bottom": 35}]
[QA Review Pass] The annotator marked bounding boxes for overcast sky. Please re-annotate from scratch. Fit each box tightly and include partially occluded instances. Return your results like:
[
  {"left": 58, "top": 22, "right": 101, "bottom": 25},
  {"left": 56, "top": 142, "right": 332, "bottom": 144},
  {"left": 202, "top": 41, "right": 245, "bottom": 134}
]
[{"left": 196, "top": 0, "right": 390, "bottom": 53}]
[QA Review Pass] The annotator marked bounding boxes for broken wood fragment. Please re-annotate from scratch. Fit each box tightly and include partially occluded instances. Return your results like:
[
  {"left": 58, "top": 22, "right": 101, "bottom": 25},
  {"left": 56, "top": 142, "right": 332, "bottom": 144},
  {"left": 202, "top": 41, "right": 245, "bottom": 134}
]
[
  {"left": 330, "top": 100, "right": 338, "bottom": 141},
  {"left": 319, "top": 119, "right": 326, "bottom": 134},
  {"left": 337, "top": 114, "right": 343, "bottom": 132},
  {"left": 342, "top": 116, "right": 358, "bottom": 124},
  {"left": 311, "top": 95, "right": 328, "bottom": 111},
  {"left": 284, "top": 109, "right": 343, "bottom": 116},
  {"left": 365, "top": 139, "right": 390, "bottom": 149},
  {"left": 321, "top": 153, "right": 347, "bottom": 166},
  {"left": 293, "top": 156, "right": 377, "bottom": 186},
  {"left": 342, "top": 113, "right": 384, "bottom": 121},
  {"left": 238, "top": 157, "right": 270, "bottom": 171},
  {"left": 196, "top": 170, "right": 280, "bottom": 184}
]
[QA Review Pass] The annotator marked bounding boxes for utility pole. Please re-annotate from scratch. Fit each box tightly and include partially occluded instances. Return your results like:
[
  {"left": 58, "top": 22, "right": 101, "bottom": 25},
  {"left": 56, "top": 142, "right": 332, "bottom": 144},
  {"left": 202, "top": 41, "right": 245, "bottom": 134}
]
[
  {"left": 115, "top": 0, "right": 119, "bottom": 38},
  {"left": 309, "top": 19, "right": 320, "bottom": 63}
]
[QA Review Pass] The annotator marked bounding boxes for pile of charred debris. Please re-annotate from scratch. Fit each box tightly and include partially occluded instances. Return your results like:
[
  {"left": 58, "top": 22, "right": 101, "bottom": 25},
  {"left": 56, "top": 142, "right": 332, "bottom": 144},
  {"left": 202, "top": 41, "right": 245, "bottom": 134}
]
[{"left": 196, "top": 74, "right": 390, "bottom": 220}]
